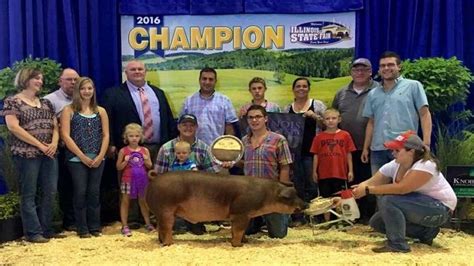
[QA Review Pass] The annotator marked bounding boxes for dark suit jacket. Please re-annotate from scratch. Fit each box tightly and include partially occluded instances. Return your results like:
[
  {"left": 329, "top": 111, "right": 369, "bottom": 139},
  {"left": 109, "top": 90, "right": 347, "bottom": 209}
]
[{"left": 103, "top": 82, "right": 177, "bottom": 149}]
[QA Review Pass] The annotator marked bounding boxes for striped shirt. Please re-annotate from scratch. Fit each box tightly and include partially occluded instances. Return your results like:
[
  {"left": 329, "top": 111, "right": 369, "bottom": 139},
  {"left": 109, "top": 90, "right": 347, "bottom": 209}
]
[
  {"left": 243, "top": 131, "right": 293, "bottom": 180},
  {"left": 43, "top": 88, "right": 72, "bottom": 117}
]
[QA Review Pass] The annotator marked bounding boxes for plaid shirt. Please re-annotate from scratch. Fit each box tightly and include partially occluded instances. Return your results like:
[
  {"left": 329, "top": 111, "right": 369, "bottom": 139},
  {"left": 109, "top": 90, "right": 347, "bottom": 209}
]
[
  {"left": 242, "top": 131, "right": 293, "bottom": 180},
  {"left": 155, "top": 137, "right": 220, "bottom": 173},
  {"left": 180, "top": 91, "right": 238, "bottom": 145}
]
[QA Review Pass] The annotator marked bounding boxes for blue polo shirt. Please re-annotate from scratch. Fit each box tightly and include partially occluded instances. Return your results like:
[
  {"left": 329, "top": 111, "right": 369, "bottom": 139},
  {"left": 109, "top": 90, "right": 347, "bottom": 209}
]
[{"left": 362, "top": 77, "right": 429, "bottom": 151}]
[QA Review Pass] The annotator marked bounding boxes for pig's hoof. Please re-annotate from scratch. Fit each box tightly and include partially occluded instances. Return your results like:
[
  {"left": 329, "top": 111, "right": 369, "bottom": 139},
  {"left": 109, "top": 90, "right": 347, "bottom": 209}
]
[
  {"left": 231, "top": 241, "right": 244, "bottom": 247},
  {"left": 241, "top": 236, "right": 248, "bottom": 243}
]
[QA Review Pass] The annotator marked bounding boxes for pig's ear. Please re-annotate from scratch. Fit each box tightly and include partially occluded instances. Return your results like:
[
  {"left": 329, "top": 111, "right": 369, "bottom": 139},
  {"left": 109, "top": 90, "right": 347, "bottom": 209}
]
[{"left": 279, "top": 187, "right": 295, "bottom": 199}]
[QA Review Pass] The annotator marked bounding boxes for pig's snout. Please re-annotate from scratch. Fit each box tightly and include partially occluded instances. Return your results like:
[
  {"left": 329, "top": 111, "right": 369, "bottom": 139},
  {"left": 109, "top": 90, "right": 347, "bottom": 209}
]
[
  {"left": 294, "top": 201, "right": 310, "bottom": 213},
  {"left": 302, "top": 202, "right": 310, "bottom": 210}
]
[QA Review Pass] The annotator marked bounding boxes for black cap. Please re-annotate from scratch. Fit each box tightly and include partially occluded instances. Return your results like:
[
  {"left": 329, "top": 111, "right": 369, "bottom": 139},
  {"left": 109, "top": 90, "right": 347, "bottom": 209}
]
[{"left": 178, "top": 114, "right": 198, "bottom": 125}]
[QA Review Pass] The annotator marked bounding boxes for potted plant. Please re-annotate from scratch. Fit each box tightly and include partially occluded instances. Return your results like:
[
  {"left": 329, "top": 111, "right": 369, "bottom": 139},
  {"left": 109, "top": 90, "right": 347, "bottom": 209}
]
[
  {"left": 402, "top": 56, "right": 474, "bottom": 223},
  {"left": 0, "top": 192, "right": 22, "bottom": 243},
  {"left": 402, "top": 56, "right": 474, "bottom": 168},
  {"left": 0, "top": 124, "right": 23, "bottom": 243}
]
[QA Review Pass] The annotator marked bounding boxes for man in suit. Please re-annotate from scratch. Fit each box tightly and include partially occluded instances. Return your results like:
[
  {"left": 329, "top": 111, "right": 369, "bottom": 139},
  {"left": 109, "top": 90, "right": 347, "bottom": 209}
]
[
  {"left": 103, "top": 59, "right": 176, "bottom": 161},
  {"left": 103, "top": 59, "right": 176, "bottom": 227}
]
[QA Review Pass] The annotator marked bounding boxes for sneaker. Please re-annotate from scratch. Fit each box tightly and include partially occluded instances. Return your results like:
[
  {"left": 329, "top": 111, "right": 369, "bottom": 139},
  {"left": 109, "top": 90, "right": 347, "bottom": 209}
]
[
  {"left": 121, "top": 226, "right": 132, "bottom": 237},
  {"left": 372, "top": 245, "right": 410, "bottom": 253},
  {"left": 44, "top": 233, "right": 67, "bottom": 239},
  {"left": 91, "top": 231, "right": 102, "bottom": 237},
  {"left": 27, "top": 236, "right": 50, "bottom": 243},
  {"left": 145, "top": 224, "right": 156, "bottom": 232}
]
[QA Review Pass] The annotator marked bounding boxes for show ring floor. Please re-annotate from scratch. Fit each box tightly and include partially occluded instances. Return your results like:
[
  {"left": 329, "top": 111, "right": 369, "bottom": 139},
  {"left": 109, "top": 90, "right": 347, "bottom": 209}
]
[{"left": 1, "top": 223, "right": 473, "bottom": 265}]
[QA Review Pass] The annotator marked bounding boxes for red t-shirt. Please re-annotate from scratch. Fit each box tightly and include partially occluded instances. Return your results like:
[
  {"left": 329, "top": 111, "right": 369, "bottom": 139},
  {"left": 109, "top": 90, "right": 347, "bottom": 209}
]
[{"left": 310, "top": 130, "right": 356, "bottom": 180}]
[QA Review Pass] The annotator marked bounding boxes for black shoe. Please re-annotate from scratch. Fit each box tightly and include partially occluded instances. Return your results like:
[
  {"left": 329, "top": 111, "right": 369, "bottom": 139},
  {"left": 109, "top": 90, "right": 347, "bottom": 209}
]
[
  {"left": 63, "top": 225, "right": 77, "bottom": 232},
  {"left": 44, "top": 233, "right": 67, "bottom": 239},
  {"left": 27, "top": 236, "right": 50, "bottom": 243},
  {"left": 79, "top": 233, "right": 92, "bottom": 238},
  {"left": 90, "top": 231, "right": 102, "bottom": 237},
  {"left": 372, "top": 245, "right": 410, "bottom": 253},
  {"left": 189, "top": 223, "right": 206, "bottom": 235}
]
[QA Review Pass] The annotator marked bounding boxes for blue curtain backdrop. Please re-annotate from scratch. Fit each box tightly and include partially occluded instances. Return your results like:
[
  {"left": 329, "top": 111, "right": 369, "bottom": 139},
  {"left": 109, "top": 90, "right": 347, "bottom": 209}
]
[
  {"left": 0, "top": 0, "right": 473, "bottom": 107},
  {"left": 0, "top": 0, "right": 120, "bottom": 99}
]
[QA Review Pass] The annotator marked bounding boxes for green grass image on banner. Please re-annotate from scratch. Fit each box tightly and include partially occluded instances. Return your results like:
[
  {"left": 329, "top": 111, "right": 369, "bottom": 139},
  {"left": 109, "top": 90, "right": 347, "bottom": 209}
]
[{"left": 143, "top": 69, "right": 351, "bottom": 116}]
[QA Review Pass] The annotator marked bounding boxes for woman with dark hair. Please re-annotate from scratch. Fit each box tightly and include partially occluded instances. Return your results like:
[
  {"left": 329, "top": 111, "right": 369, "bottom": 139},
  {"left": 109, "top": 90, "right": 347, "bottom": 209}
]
[
  {"left": 60, "top": 77, "right": 109, "bottom": 238},
  {"left": 284, "top": 77, "right": 326, "bottom": 222},
  {"left": 0, "top": 68, "right": 59, "bottom": 243},
  {"left": 353, "top": 131, "right": 456, "bottom": 253}
]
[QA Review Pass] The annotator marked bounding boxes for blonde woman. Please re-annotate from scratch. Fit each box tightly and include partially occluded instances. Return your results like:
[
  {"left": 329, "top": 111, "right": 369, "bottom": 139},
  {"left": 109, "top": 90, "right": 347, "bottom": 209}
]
[{"left": 60, "top": 77, "right": 109, "bottom": 238}]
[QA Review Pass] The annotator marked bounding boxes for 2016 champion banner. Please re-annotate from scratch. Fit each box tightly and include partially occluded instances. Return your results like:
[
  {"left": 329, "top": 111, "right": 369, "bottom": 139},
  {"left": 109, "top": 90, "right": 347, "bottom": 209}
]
[{"left": 121, "top": 13, "right": 356, "bottom": 114}]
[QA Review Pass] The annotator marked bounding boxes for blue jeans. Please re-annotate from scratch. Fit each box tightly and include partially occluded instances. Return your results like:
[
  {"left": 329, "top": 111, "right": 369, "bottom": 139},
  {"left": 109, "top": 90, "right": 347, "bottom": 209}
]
[
  {"left": 292, "top": 156, "right": 318, "bottom": 202},
  {"left": 67, "top": 161, "right": 104, "bottom": 235},
  {"left": 370, "top": 150, "right": 394, "bottom": 174},
  {"left": 247, "top": 213, "right": 289, "bottom": 238},
  {"left": 14, "top": 155, "right": 58, "bottom": 240},
  {"left": 369, "top": 193, "right": 451, "bottom": 251},
  {"left": 265, "top": 213, "right": 289, "bottom": 238}
]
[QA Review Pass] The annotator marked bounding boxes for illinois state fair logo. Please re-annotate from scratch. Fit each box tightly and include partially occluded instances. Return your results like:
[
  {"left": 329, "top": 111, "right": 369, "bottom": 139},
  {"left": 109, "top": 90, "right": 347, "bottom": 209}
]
[{"left": 290, "top": 21, "right": 351, "bottom": 45}]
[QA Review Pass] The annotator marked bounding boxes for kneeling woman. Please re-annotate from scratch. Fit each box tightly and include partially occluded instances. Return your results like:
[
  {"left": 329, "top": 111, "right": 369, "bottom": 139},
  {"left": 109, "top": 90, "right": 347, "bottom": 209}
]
[{"left": 352, "top": 131, "right": 456, "bottom": 253}]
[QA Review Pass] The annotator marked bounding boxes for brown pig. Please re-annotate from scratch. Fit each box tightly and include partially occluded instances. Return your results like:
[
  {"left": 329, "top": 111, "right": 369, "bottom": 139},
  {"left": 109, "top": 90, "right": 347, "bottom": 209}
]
[{"left": 146, "top": 170, "right": 307, "bottom": 247}]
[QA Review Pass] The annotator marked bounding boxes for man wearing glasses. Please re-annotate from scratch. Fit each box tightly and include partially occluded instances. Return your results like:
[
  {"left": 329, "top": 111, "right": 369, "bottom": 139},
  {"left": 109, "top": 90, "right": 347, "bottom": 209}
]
[
  {"left": 44, "top": 68, "right": 79, "bottom": 117},
  {"left": 361, "top": 51, "right": 432, "bottom": 173},
  {"left": 332, "top": 58, "right": 378, "bottom": 222},
  {"left": 242, "top": 104, "right": 293, "bottom": 238},
  {"left": 44, "top": 68, "right": 79, "bottom": 233}
]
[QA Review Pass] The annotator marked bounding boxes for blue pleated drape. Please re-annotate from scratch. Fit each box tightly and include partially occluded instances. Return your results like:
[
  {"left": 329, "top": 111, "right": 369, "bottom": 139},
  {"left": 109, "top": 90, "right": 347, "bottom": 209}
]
[
  {"left": 355, "top": 0, "right": 474, "bottom": 107},
  {"left": 0, "top": 0, "right": 120, "bottom": 98}
]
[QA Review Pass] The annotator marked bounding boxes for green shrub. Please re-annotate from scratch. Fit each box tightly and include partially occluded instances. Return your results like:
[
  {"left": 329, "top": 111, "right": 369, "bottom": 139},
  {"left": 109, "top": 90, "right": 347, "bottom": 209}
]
[
  {"left": 402, "top": 57, "right": 473, "bottom": 114},
  {"left": 435, "top": 125, "right": 474, "bottom": 174},
  {"left": 0, "top": 56, "right": 62, "bottom": 99},
  {"left": 0, "top": 125, "right": 17, "bottom": 193},
  {"left": 0, "top": 192, "right": 20, "bottom": 220}
]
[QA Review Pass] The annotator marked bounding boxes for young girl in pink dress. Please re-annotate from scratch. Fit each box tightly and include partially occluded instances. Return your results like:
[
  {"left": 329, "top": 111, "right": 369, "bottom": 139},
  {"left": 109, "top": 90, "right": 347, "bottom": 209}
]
[{"left": 116, "top": 123, "right": 154, "bottom": 236}]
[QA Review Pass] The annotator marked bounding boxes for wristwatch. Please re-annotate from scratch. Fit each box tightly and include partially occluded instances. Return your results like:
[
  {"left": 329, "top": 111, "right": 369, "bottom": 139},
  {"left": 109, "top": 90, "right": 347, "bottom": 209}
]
[{"left": 365, "top": 186, "right": 370, "bottom": 195}]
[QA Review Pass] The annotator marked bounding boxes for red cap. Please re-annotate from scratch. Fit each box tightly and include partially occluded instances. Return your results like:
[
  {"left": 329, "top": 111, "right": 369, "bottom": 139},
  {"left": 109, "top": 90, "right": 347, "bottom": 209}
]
[{"left": 383, "top": 130, "right": 425, "bottom": 151}]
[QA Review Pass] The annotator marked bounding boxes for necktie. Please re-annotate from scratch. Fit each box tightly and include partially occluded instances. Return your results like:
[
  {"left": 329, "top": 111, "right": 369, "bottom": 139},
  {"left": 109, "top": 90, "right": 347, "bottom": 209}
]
[{"left": 138, "top": 87, "right": 154, "bottom": 141}]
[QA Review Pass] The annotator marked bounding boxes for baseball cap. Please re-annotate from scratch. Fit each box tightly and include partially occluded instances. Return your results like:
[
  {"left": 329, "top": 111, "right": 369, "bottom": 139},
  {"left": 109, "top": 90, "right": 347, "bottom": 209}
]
[
  {"left": 351, "top": 58, "right": 372, "bottom": 68},
  {"left": 178, "top": 114, "right": 198, "bottom": 125},
  {"left": 384, "top": 130, "right": 425, "bottom": 151}
]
